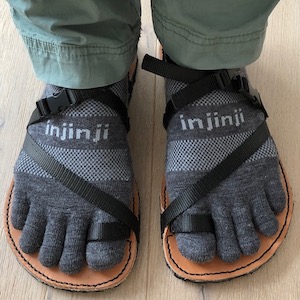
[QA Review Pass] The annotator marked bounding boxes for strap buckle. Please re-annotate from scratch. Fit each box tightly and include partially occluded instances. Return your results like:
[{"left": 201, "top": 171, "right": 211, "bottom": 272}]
[
  {"left": 235, "top": 75, "right": 268, "bottom": 118},
  {"left": 36, "top": 89, "right": 76, "bottom": 117},
  {"left": 213, "top": 69, "right": 235, "bottom": 90}
]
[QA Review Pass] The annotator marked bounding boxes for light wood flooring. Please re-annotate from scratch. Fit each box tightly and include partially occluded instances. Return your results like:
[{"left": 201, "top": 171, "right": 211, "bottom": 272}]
[{"left": 1, "top": 0, "right": 300, "bottom": 299}]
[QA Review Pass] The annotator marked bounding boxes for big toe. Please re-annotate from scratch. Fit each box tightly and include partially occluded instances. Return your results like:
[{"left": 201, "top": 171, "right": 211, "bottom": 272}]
[
  {"left": 176, "top": 233, "right": 216, "bottom": 263},
  {"left": 86, "top": 240, "right": 126, "bottom": 271}
]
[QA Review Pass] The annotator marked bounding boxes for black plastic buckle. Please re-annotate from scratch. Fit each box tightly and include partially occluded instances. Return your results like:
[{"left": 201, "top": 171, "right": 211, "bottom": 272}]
[
  {"left": 235, "top": 75, "right": 268, "bottom": 118},
  {"left": 36, "top": 89, "right": 76, "bottom": 117},
  {"left": 214, "top": 70, "right": 233, "bottom": 90}
]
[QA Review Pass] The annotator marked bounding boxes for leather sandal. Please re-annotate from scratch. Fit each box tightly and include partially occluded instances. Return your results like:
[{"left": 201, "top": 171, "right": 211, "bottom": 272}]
[
  {"left": 142, "top": 54, "right": 293, "bottom": 282},
  {"left": 4, "top": 61, "right": 140, "bottom": 292}
]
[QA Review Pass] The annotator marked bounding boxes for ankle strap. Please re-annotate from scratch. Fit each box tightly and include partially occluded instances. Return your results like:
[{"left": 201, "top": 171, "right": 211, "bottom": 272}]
[
  {"left": 142, "top": 54, "right": 268, "bottom": 129},
  {"left": 28, "top": 88, "right": 130, "bottom": 131}
]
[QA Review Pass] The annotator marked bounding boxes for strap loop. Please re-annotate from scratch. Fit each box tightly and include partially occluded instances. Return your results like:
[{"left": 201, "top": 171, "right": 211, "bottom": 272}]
[
  {"left": 88, "top": 222, "right": 131, "bottom": 241},
  {"left": 170, "top": 214, "right": 215, "bottom": 234}
]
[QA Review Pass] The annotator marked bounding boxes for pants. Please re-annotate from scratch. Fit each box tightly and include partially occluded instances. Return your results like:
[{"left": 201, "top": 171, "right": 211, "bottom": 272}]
[{"left": 8, "top": 0, "right": 279, "bottom": 89}]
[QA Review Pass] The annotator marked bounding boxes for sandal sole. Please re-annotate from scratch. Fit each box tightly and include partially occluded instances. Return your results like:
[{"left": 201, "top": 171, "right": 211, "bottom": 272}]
[
  {"left": 4, "top": 179, "right": 139, "bottom": 292},
  {"left": 161, "top": 161, "right": 293, "bottom": 282}
]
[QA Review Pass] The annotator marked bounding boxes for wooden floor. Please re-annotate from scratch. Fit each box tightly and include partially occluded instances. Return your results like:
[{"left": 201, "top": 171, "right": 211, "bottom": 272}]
[{"left": 1, "top": 0, "right": 300, "bottom": 299}]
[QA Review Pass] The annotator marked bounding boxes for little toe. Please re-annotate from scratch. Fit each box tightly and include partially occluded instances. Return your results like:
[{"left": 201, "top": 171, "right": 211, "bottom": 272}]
[
  {"left": 11, "top": 189, "right": 30, "bottom": 230},
  {"left": 86, "top": 240, "right": 126, "bottom": 271},
  {"left": 39, "top": 213, "right": 66, "bottom": 268},
  {"left": 212, "top": 205, "right": 241, "bottom": 262},
  {"left": 176, "top": 232, "right": 216, "bottom": 263},
  {"left": 265, "top": 163, "right": 286, "bottom": 214},
  {"left": 232, "top": 204, "right": 260, "bottom": 256},
  {"left": 59, "top": 217, "right": 88, "bottom": 274},
  {"left": 19, "top": 205, "right": 46, "bottom": 254},
  {"left": 251, "top": 192, "right": 279, "bottom": 236}
]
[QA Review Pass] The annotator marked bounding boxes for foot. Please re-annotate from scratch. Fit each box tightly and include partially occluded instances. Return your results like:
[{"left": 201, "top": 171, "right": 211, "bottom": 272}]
[
  {"left": 11, "top": 78, "right": 134, "bottom": 274},
  {"left": 165, "top": 67, "right": 286, "bottom": 263}
]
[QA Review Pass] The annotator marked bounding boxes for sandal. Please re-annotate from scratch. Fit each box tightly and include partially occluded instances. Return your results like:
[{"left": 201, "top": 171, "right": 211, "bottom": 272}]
[
  {"left": 4, "top": 62, "right": 140, "bottom": 292},
  {"left": 142, "top": 54, "right": 293, "bottom": 282}
]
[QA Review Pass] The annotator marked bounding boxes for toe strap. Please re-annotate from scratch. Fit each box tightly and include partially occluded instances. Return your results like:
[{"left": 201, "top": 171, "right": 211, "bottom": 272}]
[
  {"left": 161, "top": 121, "right": 270, "bottom": 235},
  {"left": 170, "top": 214, "right": 215, "bottom": 234},
  {"left": 88, "top": 222, "right": 131, "bottom": 241}
]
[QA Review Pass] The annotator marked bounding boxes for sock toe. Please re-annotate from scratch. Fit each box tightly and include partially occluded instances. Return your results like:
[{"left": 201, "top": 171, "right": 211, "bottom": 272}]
[
  {"left": 86, "top": 240, "right": 126, "bottom": 270},
  {"left": 19, "top": 206, "right": 46, "bottom": 254},
  {"left": 176, "top": 233, "right": 216, "bottom": 263},
  {"left": 212, "top": 204, "right": 241, "bottom": 262},
  {"left": 265, "top": 162, "right": 286, "bottom": 214},
  {"left": 11, "top": 188, "right": 29, "bottom": 230},
  {"left": 59, "top": 258, "right": 84, "bottom": 275},
  {"left": 257, "top": 218, "right": 279, "bottom": 237},
  {"left": 59, "top": 218, "right": 88, "bottom": 274},
  {"left": 251, "top": 194, "right": 279, "bottom": 236},
  {"left": 232, "top": 204, "right": 260, "bottom": 255},
  {"left": 39, "top": 214, "right": 66, "bottom": 267},
  {"left": 218, "top": 242, "right": 241, "bottom": 263}
]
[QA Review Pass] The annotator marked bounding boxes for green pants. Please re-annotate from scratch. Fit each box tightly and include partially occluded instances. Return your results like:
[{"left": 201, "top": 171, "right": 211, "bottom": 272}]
[{"left": 8, "top": 0, "right": 279, "bottom": 89}]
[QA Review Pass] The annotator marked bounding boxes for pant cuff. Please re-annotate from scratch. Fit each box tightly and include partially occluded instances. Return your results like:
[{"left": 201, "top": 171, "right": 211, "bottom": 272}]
[
  {"left": 21, "top": 34, "right": 139, "bottom": 89},
  {"left": 153, "top": 7, "right": 267, "bottom": 70}
]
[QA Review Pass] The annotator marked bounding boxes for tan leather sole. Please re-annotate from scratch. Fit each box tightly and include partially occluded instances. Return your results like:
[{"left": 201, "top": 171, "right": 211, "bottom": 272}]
[
  {"left": 161, "top": 162, "right": 293, "bottom": 282},
  {"left": 4, "top": 180, "right": 139, "bottom": 292}
]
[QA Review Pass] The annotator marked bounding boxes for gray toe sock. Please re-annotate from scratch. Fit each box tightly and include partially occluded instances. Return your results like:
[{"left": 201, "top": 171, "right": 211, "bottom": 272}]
[
  {"left": 165, "top": 70, "right": 286, "bottom": 263},
  {"left": 11, "top": 78, "right": 133, "bottom": 274}
]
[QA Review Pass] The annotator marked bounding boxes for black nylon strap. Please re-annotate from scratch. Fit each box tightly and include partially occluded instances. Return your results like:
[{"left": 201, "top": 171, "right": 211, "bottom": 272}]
[
  {"left": 88, "top": 222, "right": 131, "bottom": 241},
  {"left": 142, "top": 54, "right": 208, "bottom": 83},
  {"left": 23, "top": 133, "right": 140, "bottom": 241},
  {"left": 142, "top": 54, "right": 237, "bottom": 129},
  {"left": 29, "top": 88, "right": 130, "bottom": 131},
  {"left": 163, "top": 70, "right": 235, "bottom": 128},
  {"left": 93, "top": 90, "right": 130, "bottom": 131},
  {"left": 161, "top": 121, "right": 270, "bottom": 234},
  {"left": 170, "top": 214, "right": 214, "bottom": 234},
  {"left": 142, "top": 55, "right": 267, "bottom": 129}
]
